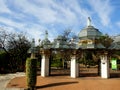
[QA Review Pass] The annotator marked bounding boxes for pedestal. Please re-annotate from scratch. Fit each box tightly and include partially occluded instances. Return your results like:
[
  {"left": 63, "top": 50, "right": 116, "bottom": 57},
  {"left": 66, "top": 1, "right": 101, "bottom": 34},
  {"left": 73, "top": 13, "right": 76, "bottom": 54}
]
[
  {"left": 70, "top": 56, "right": 79, "bottom": 78},
  {"left": 41, "top": 55, "right": 49, "bottom": 77}
]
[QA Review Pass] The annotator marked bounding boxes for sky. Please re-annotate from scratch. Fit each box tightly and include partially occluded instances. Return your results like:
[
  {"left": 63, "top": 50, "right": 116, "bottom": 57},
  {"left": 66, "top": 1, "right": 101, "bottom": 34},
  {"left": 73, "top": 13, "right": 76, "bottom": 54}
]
[{"left": 0, "top": 0, "right": 120, "bottom": 44}]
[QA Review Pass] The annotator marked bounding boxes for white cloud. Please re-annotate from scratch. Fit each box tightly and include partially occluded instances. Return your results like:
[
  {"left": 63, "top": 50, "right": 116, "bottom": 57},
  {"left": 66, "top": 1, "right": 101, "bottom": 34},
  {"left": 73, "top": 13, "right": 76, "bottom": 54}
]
[
  {"left": 0, "top": 26, "right": 16, "bottom": 33},
  {"left": 24, "top": 23, "right": 47, "bottom": 44},
  {"left": 12, "top": 0, "right": 90, "bottom": 26},
  {"left": 12, "top": 0, "right": 56, "bottom": 23},
  {"left": 88, "top": 0, "right": 112, "bottom": 26},
  {"left": 0, "top": 17, "right": 25, "bottom": 28},
  {"left": 0, "top": 0, "right": 93, "bottom": 42},
  {"left": 1, "top": 0, "right": 116, "bottom": 43},
  {"left": 0, "top": 0, "right": 11, "bottom": 13}
]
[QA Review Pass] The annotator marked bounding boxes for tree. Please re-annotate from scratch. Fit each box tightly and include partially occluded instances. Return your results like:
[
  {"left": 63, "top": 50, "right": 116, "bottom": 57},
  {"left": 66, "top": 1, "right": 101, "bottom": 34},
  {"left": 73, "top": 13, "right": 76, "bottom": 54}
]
[
  {"left": 98, "top": 34, "right": 113, "bottom": 48},
  {"left": 0, "top": 29, "right": 11, "bottom": 73},
  {"left": 0, "top": 51, "right": 9, "bottom": 73},
  {"left": 7, "top": 33, "right": 31, "bottom": 72},
  {"left": 62, "top": 29, "right": 78, "bottom": 42},
  {"left": 61, "top": 29, "right": 78, "bottom": 68},
  {"left": 0, "top": 29, "right": 10, "bottom": 54},
  {"left": 0, "top": 28, "right": 31, "bottom": 73}
]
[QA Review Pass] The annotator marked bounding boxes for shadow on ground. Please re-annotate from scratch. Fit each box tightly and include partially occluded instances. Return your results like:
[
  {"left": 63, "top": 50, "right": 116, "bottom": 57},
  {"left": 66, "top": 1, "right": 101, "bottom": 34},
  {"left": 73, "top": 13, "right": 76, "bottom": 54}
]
[
  {"left": 36, "top": 81, "right": 78, "bottom": 89},
  {"left": 79, "top": 73, "right": 99, "bottom": 77},
  {"left": 110, "top": 73, "right": 120, "bottom": 78}
]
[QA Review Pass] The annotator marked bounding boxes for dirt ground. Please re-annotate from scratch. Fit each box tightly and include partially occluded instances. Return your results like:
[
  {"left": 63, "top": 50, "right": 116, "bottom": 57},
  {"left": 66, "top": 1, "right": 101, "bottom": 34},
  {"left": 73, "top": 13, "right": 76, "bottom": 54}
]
[{"left": 7, "top": 75, "right": 120, "bottom": 90}]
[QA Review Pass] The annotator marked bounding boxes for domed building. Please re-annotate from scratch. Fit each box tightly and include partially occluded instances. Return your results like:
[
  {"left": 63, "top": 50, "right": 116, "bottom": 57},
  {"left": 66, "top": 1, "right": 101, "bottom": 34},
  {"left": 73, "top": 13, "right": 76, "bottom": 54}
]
[
  {"left": 36, "top": 17, "right": 114, "bottom": 79},
  {"left": 78, "top": 17, "right": 105, "bottom": 49}
]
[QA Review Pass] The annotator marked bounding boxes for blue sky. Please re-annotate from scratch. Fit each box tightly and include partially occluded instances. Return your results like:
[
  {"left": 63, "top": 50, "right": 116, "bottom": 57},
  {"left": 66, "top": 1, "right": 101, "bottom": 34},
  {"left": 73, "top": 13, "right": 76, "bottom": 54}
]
[{"left": 0, "top": 0, "right": 120, "bottom": 44}]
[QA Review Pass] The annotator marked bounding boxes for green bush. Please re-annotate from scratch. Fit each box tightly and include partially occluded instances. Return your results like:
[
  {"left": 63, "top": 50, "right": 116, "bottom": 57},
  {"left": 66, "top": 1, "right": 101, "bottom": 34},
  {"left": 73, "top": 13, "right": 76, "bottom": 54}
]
[
  {"left": 51, "top": 59, "right": 63, "bottom": 68},
  {"left": 26, "top": 58, "right": 37, "bottom": 90},
  {"left": 0, "top": 51, "right": 9, "bottom": 73}
]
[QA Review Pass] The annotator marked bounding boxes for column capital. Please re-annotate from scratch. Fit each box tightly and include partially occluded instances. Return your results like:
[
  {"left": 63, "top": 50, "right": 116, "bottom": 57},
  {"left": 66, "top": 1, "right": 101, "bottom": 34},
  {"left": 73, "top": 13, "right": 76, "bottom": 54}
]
[
  {"left": 97, "top": 50, "right": 108, "bottom": 56},
  {"left": 71, "top": 49, "right": 77, "bottom": 54}
]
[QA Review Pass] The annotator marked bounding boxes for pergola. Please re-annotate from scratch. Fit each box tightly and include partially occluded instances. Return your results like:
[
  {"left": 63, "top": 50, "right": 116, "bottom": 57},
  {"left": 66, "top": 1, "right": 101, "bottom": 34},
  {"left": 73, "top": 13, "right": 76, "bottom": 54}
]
[{"left": 29, "top": 17, "right": 120, "bottom": 79}]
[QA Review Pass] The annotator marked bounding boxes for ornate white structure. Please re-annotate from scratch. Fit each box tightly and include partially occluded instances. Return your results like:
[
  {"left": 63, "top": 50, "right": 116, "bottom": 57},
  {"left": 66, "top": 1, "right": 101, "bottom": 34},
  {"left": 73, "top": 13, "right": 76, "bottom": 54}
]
[
  {"left": 100, "top": 53, "right": 110, "bottom": 78},
  {"left": 29, "top": 17, "right": 120, "bottom": 79},
  {"left": 70, "top": 53, "right": 79, "bottom": 78}
]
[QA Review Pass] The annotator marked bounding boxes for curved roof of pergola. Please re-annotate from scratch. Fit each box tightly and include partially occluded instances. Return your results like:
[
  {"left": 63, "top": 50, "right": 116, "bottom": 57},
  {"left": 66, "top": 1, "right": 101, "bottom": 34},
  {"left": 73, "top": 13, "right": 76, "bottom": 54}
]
[
  {"left": 39, "top": 18, "right": 120, "bottom": 51},
  {"left": 109, "top": 35, "right": 120, "bottom": 50}
]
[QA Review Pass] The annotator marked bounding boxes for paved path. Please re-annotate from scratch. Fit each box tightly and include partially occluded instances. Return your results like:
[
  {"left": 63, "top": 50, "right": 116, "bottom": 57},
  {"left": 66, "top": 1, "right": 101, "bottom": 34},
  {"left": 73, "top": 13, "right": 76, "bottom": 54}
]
[
  {"left": 7, "top": 75, "right": 120, "bottom": 90},
  {"left": 0, "top": 72, "right": 25, "bottom": 90},
  {"left": 1, "top": 71, "right": 120, "bottom": 90}
]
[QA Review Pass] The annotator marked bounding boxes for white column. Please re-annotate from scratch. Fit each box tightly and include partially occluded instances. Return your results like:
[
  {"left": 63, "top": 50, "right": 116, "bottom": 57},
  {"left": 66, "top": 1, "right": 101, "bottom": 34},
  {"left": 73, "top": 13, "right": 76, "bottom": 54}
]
[
  {"left": 100, "top": 54, "right": 110, "bottom": 78},
  {"left": 70, "top": 56, "right": 79, "bottom": 78},
  {"left": 41, "top": 55, "right": 49, "bottom": 77}
]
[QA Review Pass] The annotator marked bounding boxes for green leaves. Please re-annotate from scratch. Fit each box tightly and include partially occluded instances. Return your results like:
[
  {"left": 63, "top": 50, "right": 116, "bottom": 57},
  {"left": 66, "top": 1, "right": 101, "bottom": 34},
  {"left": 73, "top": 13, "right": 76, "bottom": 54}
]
[{"left": 26, "top": 58, "right": 37, "bottom": 89}]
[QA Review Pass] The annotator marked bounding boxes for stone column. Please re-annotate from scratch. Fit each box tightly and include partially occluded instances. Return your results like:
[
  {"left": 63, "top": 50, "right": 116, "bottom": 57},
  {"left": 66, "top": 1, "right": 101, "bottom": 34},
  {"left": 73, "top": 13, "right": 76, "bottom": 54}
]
[
  {"left": 100, "top": 53, "right": 110, "bottom": 78},
  {"left": 70, "top": 52, "right": 79, "bottom": 78},
  {"left": 41, "top": 50, "right": 50, "bottom": 77}
]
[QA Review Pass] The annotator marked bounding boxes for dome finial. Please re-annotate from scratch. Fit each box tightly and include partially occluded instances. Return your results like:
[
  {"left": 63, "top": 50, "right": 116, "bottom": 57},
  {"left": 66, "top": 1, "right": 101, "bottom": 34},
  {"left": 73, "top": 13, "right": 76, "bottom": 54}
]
[
  {"left": 31, "top": 38, "right": 35, "bottom": 48},
  {"left": 45, "top": 30, "right": 48, "bottom": 39},
  {"left": 87, "top": 17, "right": 91, "bottom": 26}
]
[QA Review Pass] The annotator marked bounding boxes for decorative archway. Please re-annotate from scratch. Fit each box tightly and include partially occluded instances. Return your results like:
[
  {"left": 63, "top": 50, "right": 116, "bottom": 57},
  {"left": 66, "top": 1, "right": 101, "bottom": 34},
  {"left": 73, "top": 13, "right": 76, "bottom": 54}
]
[{"left": 28, "top": 17, "right": 120, "bottom": 79}]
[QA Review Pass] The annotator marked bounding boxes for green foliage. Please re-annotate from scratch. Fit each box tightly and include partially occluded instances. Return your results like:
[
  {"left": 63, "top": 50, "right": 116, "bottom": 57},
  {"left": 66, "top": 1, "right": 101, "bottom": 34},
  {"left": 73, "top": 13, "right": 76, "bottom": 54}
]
[
  {"left": 78, "top": 51, "right": 98, "bottom": 67},
  {"left": 0, "top": 51, "right": 9, "bottom": 73},
  {"left": 8, "top": 34, "right": 31, "bottom": 72},
  {"left": 0, "top": 51, "right": 6, "bottom": 60},
  {"left": 26, "top": 58, "right": 37, "bottom": 89},
  {"left": 98, "top": 34, "right": 113, "bottom": 48},
  {"left": 50, "top": 53, "right": 63, "bottom": 68},
  {"left": 51, "top": 59, "right": 63, "bottom": 68},
  {"left": 0, "top": 30, "right": 31, "bottom": 73}
]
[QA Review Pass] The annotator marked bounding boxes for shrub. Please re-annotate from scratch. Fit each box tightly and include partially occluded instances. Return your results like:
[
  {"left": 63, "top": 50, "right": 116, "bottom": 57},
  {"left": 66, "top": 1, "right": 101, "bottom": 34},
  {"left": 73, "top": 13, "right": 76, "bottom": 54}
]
[
  {"left": 26, "top": 58, "right": 37, "bottom": 90},
  {"left": 51, "top": 59, "right": 63, "bottom": 68},
  {"left": 0, "top": 51, "right": 9, "bottom": 73}
]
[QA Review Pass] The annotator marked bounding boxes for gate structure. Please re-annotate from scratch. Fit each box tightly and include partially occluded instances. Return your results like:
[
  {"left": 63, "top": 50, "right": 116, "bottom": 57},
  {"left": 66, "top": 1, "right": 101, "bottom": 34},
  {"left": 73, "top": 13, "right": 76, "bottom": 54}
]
[{"left": 29, "top": 17, "right": 120, "bottom": 79}]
